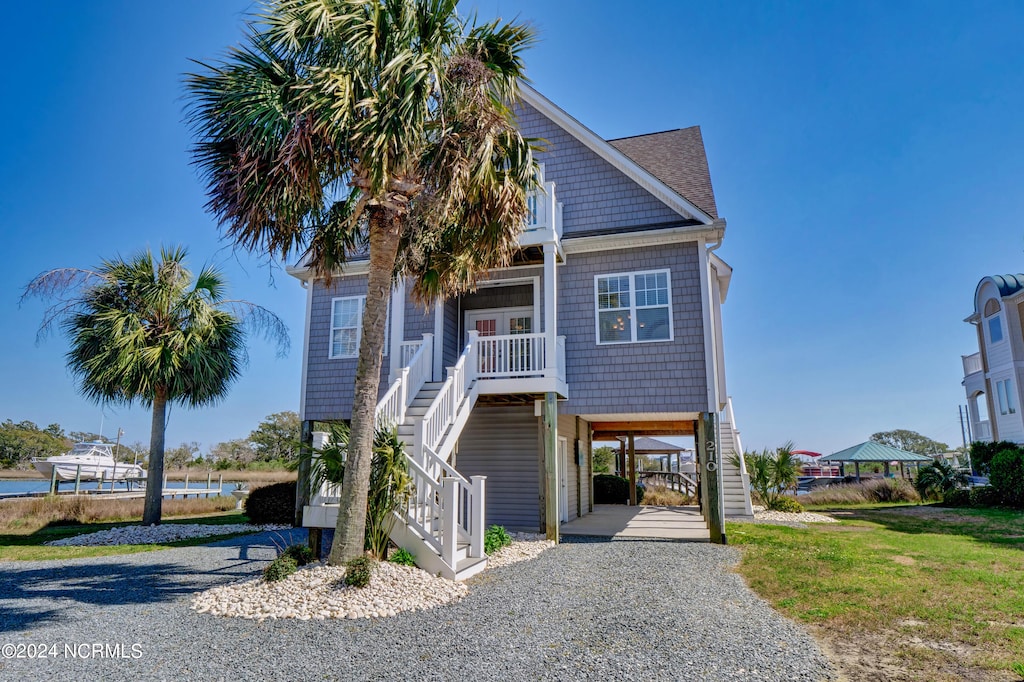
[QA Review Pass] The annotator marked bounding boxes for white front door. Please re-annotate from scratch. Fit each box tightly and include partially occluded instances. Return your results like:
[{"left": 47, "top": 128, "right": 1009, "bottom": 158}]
[{"left": 558, "top": 437, "right": 569, "bottom": 523}]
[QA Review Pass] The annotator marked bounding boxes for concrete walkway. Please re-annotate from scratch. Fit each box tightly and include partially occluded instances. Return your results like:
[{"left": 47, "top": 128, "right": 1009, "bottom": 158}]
[{"left": 560, "top": 504, "right": 710, "bottom": 541}]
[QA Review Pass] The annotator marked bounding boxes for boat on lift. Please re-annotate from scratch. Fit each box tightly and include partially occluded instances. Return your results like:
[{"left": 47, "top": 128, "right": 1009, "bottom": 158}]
[{"left": 32, "top": 442, "right": 145, "bottom": 482}]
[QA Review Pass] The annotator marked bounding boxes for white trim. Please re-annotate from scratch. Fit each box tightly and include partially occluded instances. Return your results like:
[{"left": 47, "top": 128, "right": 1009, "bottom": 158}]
[
  {"left": 328, "top": 295, "right": 389, "bottom": 360},
  {"left": 594, "top": 269, "right": 674, "bottom": 345},
  {"left": 433, "top": 299, "right": 445, "bottom": 382},
  {"left": 563, "top": 221, "right": 724, "bottom": 255},
  {"left": 520, "top": 84, "right": 715, "bottom": 225},
  {"left": 558, "top": 436, "right": 569, "bottom": 523},
  {"left": 298, "top": 280, "right": 314, "bottom": 421},
  {"left": 328, "top": 295, "right": 364, "bottom": 359},
  {"left": 465, "top": 306, "right": 535, "bottom": 339},
  {"left": 697, "top": 239, "right": 719, "bottom": 413},
  {"left": 709, "top": 251, "right": 733, "bottom": 303}
]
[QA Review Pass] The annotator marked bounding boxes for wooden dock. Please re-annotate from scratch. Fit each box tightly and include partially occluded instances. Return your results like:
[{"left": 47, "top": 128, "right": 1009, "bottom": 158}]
[{"left": 0, "top": 473, "right": 225, "bottom": 501}]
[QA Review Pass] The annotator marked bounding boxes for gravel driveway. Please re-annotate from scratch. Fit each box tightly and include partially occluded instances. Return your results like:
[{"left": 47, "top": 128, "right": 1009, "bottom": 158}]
[{"left": 0, "top": 531, "right": 835, "bottom": 681}]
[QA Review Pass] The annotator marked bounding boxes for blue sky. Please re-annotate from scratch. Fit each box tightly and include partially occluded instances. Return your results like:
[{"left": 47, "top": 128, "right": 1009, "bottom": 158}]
[{"left": 2, "top": 1, "right": 1023, "bottom": 455}]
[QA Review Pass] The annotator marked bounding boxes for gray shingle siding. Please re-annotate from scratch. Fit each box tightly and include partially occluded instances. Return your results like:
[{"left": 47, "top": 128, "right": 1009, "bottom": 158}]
[
  {"left": 516, "top": 102, "right": 687, "bottom": 236},
  {"left": 403, "top": 295, "right": 434, "bottom": 343},
  {"left": 558, "top": 243, "right": 708, "bottom": 414},
  {"left": 304, "top": 276, "right": 390, "bottom": 422},
  {"left": 442, "top": 300, "right": 459, "bottom": 368}
]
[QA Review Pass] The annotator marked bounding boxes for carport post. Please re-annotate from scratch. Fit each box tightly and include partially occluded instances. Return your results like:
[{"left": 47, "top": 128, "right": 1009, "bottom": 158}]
[
  {"left": 543, "top": 392, "right": 559, "bottom": 543},
  {"left": 628, "top": 434, "right": 637, "bottom": 506},
  {"left": 696, "top": 412, "right": 724, "bottom": 544}
]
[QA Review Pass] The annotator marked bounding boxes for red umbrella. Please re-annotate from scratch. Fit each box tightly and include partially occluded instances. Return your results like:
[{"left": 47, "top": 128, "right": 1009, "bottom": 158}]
[{"left": 791, "top": 450, "right": 822, "bottom": 458}]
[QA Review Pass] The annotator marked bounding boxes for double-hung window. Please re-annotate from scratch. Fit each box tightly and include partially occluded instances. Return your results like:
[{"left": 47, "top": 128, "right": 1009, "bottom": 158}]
[
  {"left": 997, "top": 378, "right": 1017, "bottom": 415},
  {"left": 329, "top": 295, "right": 390, "bottom": 359},
  {"left": 595, "top": 269, "right": 673, "bottom": 344},
  {"left": 330, "top": 296, "right": 364, "bottom": 359}
]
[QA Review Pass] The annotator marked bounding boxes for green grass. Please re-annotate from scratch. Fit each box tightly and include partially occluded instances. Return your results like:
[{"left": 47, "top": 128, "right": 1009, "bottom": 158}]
[
  {"left": 728, "top": 505, "right": 1024, "bottom": 681},
  {"left": 0, "top": 512, "right": 263, "bottom": 561}
]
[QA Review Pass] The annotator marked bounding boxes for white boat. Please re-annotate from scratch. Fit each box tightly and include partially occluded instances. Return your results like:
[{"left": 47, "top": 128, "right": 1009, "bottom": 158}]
[{"left": 32, "top": 442, "right": 146, "bottom": 482}]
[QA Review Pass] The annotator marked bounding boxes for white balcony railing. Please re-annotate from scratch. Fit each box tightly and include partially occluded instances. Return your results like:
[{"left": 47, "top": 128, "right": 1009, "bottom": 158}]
[
  {"left": 962, "top": 352, "right": 983, "bottom": 376},
  {"left": 519, "top": 165, "right": 562, "bottom": 247},
  {"left": 975, "top": 420, "right": 992, "bottom": 441}
]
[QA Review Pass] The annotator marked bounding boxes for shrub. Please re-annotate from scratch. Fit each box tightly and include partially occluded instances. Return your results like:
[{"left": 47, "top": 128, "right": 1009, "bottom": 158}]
[
  {"left": 595, "top": 474, "right": 640, "bottom": 504},
  {"left": 283, "top": 543, "right": 316, "bottom": 566},
  {"left": 244, "top": 481, "right": 297, "bottom": 525},
  {"left": 969, "top": 485, "right": 1002, "bottom": 508},
  {"left": 263, "top": 555, "right": 297, "bottom": 582},
  {"left": 990, "top": 449, "right": 1024, "bottom": 508},
  {"left": 941, "top": 488, "right": 971, "bottom": 507},
  {"left": 968, "top": 440, "right": 1021, "bottom": 476},
  {"left": 344, "top": 556, "right": 375, "bottom": 588},
  {"left": 636, "top": 484, "right": 645, "bottom": 504},
  {"left": 484, "top": 525, "right": 512, "bottom": 555},
  {"left": 769, "top": 497, "right": 804, "bottom": 513},
  {"left": 389, "top": 547, "right": 416, "bottom": 567},
  {"left": 914, "top": 460, "right": 969, "bottom": 501}
]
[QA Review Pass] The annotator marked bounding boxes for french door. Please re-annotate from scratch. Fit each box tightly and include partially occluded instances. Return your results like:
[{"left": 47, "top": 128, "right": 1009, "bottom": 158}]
[{"left": 465, "top": 307, "right": 534, "bottom": 373}]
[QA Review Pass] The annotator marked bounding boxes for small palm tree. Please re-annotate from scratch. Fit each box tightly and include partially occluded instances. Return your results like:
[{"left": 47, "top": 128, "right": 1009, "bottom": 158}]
[
  {"left": 914, "top": 459, "right": 969, "bottom": 500},
  {"left": 731, "top": 441, "right": 800, "bottom": 510},
  {"left": 187, "top": 0, "right": 537, "bottom": 564},
  {"left": 23, "top": 246, "right": 287, "bottom": 524}
]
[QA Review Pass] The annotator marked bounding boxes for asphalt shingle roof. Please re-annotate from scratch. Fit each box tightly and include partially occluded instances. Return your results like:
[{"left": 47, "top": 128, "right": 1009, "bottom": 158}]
[{"left": 608, "top": 127, "right": 718, "bottom": 219}]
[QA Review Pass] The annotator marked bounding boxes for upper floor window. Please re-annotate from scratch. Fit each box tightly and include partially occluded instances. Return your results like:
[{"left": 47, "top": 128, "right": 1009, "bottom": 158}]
[
  {"left": 984, "top": 298, "right": 1004, "bottom": 344},
  {"left": 997, "top": 378, "right": 1017, "bottom": 415},
  {"left": 330, "top": 296, "right": 365, "bottom": 359},
  {"left": 595, "top": 269, "right": 673, "bottom": 344}
]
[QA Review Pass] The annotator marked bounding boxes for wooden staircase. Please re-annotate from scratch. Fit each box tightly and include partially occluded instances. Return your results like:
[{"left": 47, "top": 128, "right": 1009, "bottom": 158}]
[
  {"left": 718, "top": 397, "right": 753, "bottom": 518},
  {"left": 303, "top": 334, "right": 487, "bottom": 580}
]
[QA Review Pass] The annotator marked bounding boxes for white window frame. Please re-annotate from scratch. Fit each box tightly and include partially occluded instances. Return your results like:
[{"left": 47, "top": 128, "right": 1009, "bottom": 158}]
[
  {"left": 594, "top": 269, "right": 674, "bottom": 345},
  {"left": 329, "top": 295, "right": 389, "bottom": 360},
  {"left": 988, "top": 314, "right": 1004, "bottom": 345},
  {"left": 997, "top": 378, "right": 1016, "bottom": 415}
]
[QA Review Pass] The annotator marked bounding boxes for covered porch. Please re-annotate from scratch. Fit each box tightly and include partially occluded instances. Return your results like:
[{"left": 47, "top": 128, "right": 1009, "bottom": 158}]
[{"left": 560, "top": 504, "right": 709, "bottom": 541}]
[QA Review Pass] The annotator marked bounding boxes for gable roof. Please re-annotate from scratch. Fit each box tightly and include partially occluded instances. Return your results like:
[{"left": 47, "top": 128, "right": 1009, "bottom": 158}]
[
  {"left": 608, "top": 129, "right": 718, "bottom": 219},
  {"left": 818, "top": 441, "right": 933, "bottom": 463},
  {"left": 519, "top": 84, "right": 716, "bottom": 226}
]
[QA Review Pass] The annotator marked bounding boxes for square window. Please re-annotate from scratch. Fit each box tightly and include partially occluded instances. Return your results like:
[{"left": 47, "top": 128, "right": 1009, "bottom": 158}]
[{"left": 595, "top": 270, "right": 672, "bottom": 344}]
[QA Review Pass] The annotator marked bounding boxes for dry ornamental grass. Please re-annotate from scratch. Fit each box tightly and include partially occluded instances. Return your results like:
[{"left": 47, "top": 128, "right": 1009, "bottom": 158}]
[{"left": 0, "top": 495, "right": 236, "bottom": 533}]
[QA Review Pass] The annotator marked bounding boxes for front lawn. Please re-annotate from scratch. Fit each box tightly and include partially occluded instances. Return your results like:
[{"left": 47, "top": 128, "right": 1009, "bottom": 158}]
[{"left": 728, "top": 505, "right": 1024, "bottom": 682}]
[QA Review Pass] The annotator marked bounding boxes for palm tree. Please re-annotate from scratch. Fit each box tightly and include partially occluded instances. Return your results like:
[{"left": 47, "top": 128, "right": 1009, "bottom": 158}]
[
  {"left": 186, "top": 0, "right": 537, "bottom": 564},
  {"left": 914, "top": 459, "right": 969, "bottom": 500},
  {"left": 23, "top": 246, "right": 287, "bottom": 525}
]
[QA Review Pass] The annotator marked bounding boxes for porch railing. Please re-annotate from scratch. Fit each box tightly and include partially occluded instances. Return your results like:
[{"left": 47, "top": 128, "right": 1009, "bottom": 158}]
[
  {"left": 471, "top": 332, "right": 567, "bottom": 381},
  {"left": 962, "top": 352, "right": 983, "bottom": 376}
]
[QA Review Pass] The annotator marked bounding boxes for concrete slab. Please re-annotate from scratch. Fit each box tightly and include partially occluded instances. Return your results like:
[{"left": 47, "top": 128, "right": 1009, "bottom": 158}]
[{"left": 560, "top": 504, "right": 710, "bottom": 541}]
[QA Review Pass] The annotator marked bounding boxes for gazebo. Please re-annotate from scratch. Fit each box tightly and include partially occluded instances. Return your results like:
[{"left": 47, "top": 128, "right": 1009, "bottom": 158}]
[{"left": 818, "top": 441, "right": 934, "bottom": 481}]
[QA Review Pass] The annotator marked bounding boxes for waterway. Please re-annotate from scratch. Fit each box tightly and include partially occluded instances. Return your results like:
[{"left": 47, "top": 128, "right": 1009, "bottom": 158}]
[{"left": 0, "top": 479, "right": 237, "bottom": 497}]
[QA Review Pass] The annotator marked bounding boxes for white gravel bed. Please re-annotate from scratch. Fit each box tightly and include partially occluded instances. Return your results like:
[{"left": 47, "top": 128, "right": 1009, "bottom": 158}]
[
  {"left": 751, "top": 505, "right": 838, "bottom": 524},
  {"left": 192, "top": 560, "right": 467, "bottom": 621},
  {"left": 192, "top": 533, "right": 552, "bottom": 621},
  {"left": 485, "top": 532, "right": 555, "bottom": 569},
  {"left": 45, "top": 522, "right": 290, "bottom": 546}
]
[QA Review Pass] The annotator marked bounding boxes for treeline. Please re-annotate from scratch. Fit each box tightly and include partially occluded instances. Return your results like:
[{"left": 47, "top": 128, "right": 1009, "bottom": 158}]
[{"left": 0, "top": 411, "right": 301, "bottom": 471}]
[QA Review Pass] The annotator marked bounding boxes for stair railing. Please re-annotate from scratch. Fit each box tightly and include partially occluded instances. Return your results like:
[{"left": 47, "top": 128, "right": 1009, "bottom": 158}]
[
  {"left": 376, "top": 334, "right": 432, "bottom": 428},
  {"left": 415, "top": 332, "right": 477, "bottom": 464}
]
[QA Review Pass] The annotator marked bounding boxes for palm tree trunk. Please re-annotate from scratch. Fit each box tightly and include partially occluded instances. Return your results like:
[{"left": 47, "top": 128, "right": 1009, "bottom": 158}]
[
  {"left": 328, "top": 208, "right": 402, "bottom": 565},
  {"left": 143, "top": 386, "right": 168, "bottom": 525}
]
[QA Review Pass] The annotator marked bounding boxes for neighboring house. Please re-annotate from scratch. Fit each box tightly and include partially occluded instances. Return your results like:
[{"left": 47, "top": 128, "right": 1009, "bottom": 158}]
[
  {"left": 962, "top": 274, "right": 1024, "bottom": 444},
  {"left": 289, "top": 85, "right": 752, "bottom": 579}
]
